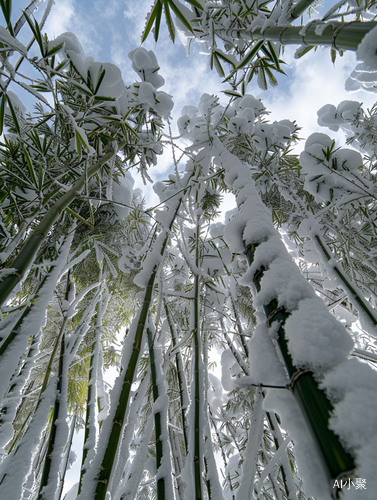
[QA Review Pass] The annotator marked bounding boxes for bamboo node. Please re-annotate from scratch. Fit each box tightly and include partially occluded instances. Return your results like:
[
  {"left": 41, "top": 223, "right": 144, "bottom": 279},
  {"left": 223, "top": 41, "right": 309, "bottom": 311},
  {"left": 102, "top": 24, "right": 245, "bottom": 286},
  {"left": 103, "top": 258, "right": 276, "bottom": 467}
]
[
  {"left": 123, "top": 379, "right": 132, "bottom": 385},
  {"left": 13, "top": 270, "right": 22, "bottom": 281},
  {"left": 68, "top": 189, "right": 81, "bottom": 198},
  {"left": 290, "top": 369, "right": 312, "bottom": 389},
  {"left": 33, "top": 231, "right": 45, "bottom": 239},
  {"left": 114, "top": 420, "right": 122, "bottom": 426},
  {"left": 266, "top": 306, "right": 286, "bottom": 327}
]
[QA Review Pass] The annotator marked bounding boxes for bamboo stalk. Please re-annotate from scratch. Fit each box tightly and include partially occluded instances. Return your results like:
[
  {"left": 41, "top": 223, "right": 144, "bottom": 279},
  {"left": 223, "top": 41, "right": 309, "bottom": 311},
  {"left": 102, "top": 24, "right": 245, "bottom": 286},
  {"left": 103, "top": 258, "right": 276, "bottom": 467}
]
[
  {"left": 245, "top": 243, "right": 355, "bottom": 487},
  {"left": 37, "top": 331, "right": 66, "bottom": 499},
  {"left": 56, "top": 413, "right": 77, "bottom": 500},
  {"left": 193, "top": 219, "right": 203, "bottom": 500},
  {"left": 91, "top": 180, "right": 190, "bottom": 500},
  {"left": 164, "top": 300, "right": 189, "bottom": 453},
  {"left": 290, "top": 0, "right": 320, "bottom": 20},
  {"left": 0, "top": 271, "right": 49, "bottom": 357},
  {"left": 222, "top": 21, "right": 377, "bottom": 51},
  {"left": 146, "top": 327, "right": 165, "bottom": 500},
  {"left": 0, "top": 140, "right": 128, "bottom": 308}
]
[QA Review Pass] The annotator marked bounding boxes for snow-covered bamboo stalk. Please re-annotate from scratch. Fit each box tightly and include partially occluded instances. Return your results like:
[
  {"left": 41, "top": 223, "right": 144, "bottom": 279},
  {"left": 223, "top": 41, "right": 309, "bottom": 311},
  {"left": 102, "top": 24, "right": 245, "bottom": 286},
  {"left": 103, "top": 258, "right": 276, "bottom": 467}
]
[
  {"left": 219, "top": 21, "right": 377, "bottom": 51},
  {"left": 219, "top": 141, "right": 355, "bottom": 488},
  {"left": 0, "top": 372, "right": 58, "bottom": 498},
  {"left": 109, "top": 372, "right": 151, "bottom": 497},
  {"left": 236, "top": 389, "right": 265, "bottom": 500},
  {"left": 192, "top": 219, "right": 203, "bottom": 500},
  {"left": 114, "top": 412, "right": 154, "bottom": 500},
  {"left": 78, "top": 292, "right": 110, "bottom": 494},
  {"left": 164, "top": 300, "right": 189, "bottom": 452},
  {"left": 0, "top": 232, "right": 74, "bottom": 418},
  {"left": 37, "top": 329, "right": 68, "bottom": 499},
  {"left": 146, "top": 324, "right": 175, "bottom": 500},
  {"left": 56, "top": 413, "right": 76, "bottom": 500},
  {"left": 80, "top": 174, "right": 193, "bottom": 500},
  {"left": 0, "top": 140, "right": 128, "bottom": 308},
  {"left": 266, "top": 412, "right": 296, "bottom": 500}
]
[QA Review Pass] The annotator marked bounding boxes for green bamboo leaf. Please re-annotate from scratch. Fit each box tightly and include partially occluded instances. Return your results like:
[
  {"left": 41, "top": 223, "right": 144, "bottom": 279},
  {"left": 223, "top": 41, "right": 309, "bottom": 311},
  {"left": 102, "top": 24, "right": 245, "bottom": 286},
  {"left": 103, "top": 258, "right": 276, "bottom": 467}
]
[
  {"left": 236, "top": 40, "right": 265, "bottom": 69},
  {"left": 45, "top": 42, "right": 64, "bottom": 57},
  {"left": 94, "top": 67, "right": 106, "bottom": 94},
  {"left": 266, "top": 41, "right": 281, "bottom": 70},
  {"left": 295, "top": 44, "right": 314, "bottom": 59},
  {"left": 213, "top": 49, "right": 236, "bottom": 69},
  {"left": 6, "top": 94, "right": 20, "bottom": 133},
  {"left": 23, "top": 10, "right": 45, "bottom": 56},
  {"left": 257, "top": 66, "right": 268, "bottom": 90},
  {"left": 93, "top": 95, "right": 116, "bottom": 102},
  {"left": 264, "top": 65, "right": 278, "bottom": 87},
  {"left": 0, "top": 93, "right": 5, "bottom": 136},
  {"left": 331, "top": 48, "right": 336, "bottom": 64},
  {"left": 0, "top": 0, "right": 15, "bottom": 37},
  {"left": 141, "top": 0, "right": 162, "bottom": 43},
  {"left": 163, "top": 0, "right": 175, "bottom": 42},
  {"left": 23, "top": 147, "right": 37, "bottom": 186},
  {"left": 213, "top": 53, "right": 225, "bottom": 78},
  {"left": 71, "top": 81, "right": 93, "bottom": 97},
  {"left": 65, "top": 207, "right": 93, "bottom": 227},
  {"left": 222, "top": 90, "right": 242, "bottom": 98},
  {"left": 168, "top": 0, "right": 194, "bottom": 35}
]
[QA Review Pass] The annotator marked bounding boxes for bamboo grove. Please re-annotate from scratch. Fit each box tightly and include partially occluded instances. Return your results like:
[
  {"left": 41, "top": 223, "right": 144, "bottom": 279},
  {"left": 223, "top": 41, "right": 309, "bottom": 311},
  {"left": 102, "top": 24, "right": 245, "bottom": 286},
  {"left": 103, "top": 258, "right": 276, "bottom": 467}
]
[{"left": 0, "top": 1, "right": 377, "bottom": 500}]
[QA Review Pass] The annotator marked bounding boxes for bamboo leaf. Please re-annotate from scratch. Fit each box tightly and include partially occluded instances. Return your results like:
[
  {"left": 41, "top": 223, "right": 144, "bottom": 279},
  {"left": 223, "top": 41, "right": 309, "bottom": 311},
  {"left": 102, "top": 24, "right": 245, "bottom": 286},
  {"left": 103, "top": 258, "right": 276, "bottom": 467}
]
[
  {"left": 45, "top": 42, "right": 64, "bottom": 57},
  {"left": 94, "top": 67, "right": 106, "bottom": 95},
  {"left": 23, "top": 147, "right": 37, "bottom": 186},
  {"left": 236, "top": 40, "right": 265, "bottom": 69},
  {"left": 0, "top": 94, "right": 5, "bottom": 136},
  {"left": 0, "top": 0, "right": 15, "bottom": 36},
  {"left": 213, "top": 49, "right": 236, "bottom": 69},
  {"left": 141, "top": 0, "right": 162, "bottom": 42},
  {"left": 163, "top": 0, "right": 175, "bottom": 42},
  {"left": 23, "top": 10, "right": 45, "bottom": 56},
  {"left": 168, "top": 0, "right": 194, "bottom": 35},
  {"left": 65, "top": 207, "right": 93, "bottom": 227},
  {"left": 222, "top": 90, "right": 242, "bottom": 98},
  {"left": 6, "top": 94, "right": 20, "bottom": 133}
]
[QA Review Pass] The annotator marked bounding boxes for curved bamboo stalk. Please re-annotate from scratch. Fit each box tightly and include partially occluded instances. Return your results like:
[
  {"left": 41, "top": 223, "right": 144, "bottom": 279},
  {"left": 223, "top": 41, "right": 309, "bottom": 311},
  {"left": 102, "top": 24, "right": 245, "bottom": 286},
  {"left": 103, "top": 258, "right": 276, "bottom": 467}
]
[{"left": 0, "top": 140, "right": 127, "bottom": 308}]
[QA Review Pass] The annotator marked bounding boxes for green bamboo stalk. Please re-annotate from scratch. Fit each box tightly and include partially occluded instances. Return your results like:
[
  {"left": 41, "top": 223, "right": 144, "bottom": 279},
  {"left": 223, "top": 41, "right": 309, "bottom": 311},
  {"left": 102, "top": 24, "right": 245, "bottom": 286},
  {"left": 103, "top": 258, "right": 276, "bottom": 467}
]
[
  {"left": 92, "top": 190, "right": 188, "bottom": 500},
  {"left": 290, "top": 0, "right": 319, "bottom": 20},
  {"left": 245, "top": 243, "right": 355, "bottom": 489},
  {"left": 38, "top": 332, "right": 66, "bottom": 499},
  {"left": 0, "top": 140, "right": 127, "bottom": 308},
  {"left": 164, "top": 300, "right": 189, "bottom": 453},
  {"left": 146, "top": 327, "right": 165, "bottom": 500},
  {"left": 224, "top": 21, "right": 377, "bottom": 52},
  {"left": 314, "top": 234, "right": 377, "bottom": 327},
  {"left": 193, "top": 219, "right": 203, "bottom": 500},
  {"left": 78, "top": 339, "right": 97, "bottom": 495}
]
